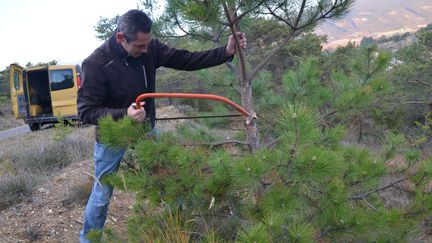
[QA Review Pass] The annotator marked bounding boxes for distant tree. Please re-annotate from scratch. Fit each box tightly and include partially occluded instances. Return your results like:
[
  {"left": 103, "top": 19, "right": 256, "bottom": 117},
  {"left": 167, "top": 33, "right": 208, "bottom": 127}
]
[
  {"left": 25, "top": 60, "right": 58, "bottom": 68},
  {"left": 360, "top": 36, "right": 376, "bottom": 47},
  {"left": 0, "top": 67, "right": 10, "bottom": 98},
  {"left": 322, "top": 41, "right": 357, "bottom": 77},
  {"left": 94, "top": 15, "right": 119, "bottom": 41},
  {"left": 389, "top": 26, "right": 432, "bottom": 123}
]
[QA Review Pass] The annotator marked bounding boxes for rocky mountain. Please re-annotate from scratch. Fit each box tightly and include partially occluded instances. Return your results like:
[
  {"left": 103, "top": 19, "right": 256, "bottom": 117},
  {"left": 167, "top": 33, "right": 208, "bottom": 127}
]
[{"left": 315, "top": 0, "right": 432, "bottom": 49}]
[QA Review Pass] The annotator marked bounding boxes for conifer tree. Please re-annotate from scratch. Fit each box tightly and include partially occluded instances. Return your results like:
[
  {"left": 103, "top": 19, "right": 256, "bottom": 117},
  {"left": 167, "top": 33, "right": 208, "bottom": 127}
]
[
  {"left": 97, "top": 47, "right": 432, "bottom": 241},
  {"left": 99, "top": 107, "right": 432, "bottom": 241},
  {"left": 91, "top": 2, "right": 432, "bottom": 242},
  {"left": 136, "top": 0, "right": 355, "bottom": 148}
]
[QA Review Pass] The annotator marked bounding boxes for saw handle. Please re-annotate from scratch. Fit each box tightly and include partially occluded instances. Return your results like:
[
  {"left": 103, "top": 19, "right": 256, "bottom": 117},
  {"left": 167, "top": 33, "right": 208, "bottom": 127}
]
[{"left": 135, "top": 93, "right": 250, "bottom": 117}]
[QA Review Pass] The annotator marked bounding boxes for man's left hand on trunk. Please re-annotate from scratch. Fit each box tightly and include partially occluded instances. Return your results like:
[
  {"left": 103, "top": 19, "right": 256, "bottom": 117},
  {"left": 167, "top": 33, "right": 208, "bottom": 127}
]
[{"left": 225, "top": 32, "right": 247, "bottom": 56}]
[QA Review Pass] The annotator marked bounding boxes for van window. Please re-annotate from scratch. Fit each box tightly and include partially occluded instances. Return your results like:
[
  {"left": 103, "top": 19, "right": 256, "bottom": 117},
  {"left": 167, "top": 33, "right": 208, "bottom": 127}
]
[
  {"left": 50, "top": 69, "right": 74, "bottom": 91},
  {"left": 13, "top": 72, "right": 20, "bottom": 90}
]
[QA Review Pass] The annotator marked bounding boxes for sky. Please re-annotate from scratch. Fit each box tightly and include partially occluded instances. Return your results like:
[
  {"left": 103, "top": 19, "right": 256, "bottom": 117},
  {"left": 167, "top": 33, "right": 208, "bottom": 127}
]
[{"left": 0, "top": 0, "right": 143, "bottom": 70}]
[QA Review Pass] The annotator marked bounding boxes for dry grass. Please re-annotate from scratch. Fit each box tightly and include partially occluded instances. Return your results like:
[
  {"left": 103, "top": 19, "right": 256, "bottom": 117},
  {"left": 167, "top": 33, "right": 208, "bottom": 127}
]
[
  {"left": 62, "top": 177, "right": 93, "bottom": 206},
  {"left": 0, "top": 126, "right": 95, "bottom": 209},
  {"left": 0, "top": 174, "right": 35, "bottom": 210},
  {"left": 0, "top": 98, "right": 24, "bottom": 131}
]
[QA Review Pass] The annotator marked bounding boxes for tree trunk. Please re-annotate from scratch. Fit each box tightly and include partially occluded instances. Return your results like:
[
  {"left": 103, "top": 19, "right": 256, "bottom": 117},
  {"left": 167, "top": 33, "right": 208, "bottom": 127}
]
[
  {"left": 224, "top": 3, "right": 260, "bottom": 149},
  {"left": 241, "top": 77, "right": 259, "bottom": 149}
]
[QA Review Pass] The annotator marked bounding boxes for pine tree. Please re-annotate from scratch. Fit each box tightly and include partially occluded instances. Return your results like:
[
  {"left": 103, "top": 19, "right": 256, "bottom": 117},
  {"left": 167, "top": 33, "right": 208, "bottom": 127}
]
[
  {"left": 99, "top": 105, "right": 432, "bottom": 241},
  {"left": 136, "top": 0, "right": 355, "bottom": 148},
  {"left": 97, "top": 46, "right": 432, "bottom": 241}
]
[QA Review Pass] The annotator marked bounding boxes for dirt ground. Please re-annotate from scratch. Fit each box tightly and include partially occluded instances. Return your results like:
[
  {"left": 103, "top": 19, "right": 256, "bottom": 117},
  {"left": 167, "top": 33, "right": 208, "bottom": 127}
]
[
  {"left": 0, "top": 159, "right": 135, "bottom": 243},
  {"left": 0, "top": 106, "right": 192, "bottom": 243}
]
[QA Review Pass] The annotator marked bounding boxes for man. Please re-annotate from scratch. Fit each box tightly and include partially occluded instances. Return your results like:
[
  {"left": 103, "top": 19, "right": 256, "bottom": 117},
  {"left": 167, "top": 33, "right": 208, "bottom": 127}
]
[{"left": 78, "top": 9, "right": 246, "bottom": 242}]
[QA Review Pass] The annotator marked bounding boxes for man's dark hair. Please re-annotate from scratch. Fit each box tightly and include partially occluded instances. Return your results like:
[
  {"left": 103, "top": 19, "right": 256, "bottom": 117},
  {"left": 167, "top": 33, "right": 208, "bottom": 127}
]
[{"left": 117, "top": 10, "right": 152, "bottom": 42}]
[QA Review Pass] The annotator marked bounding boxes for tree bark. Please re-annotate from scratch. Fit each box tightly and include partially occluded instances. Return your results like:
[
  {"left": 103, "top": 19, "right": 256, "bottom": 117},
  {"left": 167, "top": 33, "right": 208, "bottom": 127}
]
[{"left": 223, "top": 2, "right": 259, "bottom": 149}]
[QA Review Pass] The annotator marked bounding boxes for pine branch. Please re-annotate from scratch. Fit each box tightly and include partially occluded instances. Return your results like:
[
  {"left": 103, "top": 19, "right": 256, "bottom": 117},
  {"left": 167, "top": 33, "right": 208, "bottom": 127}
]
[
  {"left": 199, "top": 68, "right": 241, "bottom": 95},
  {"left": 256, "top": 114, "right": 277, "bottom": 128},
  {"left": 289, "top": 116, "right": 299, "bottom": 158},
  {"left": 253, "top": 0, "right": 342, "bottom": 81},
  {"left": 249, "top": 31, "right": 296, "bottom": 81},
  {"left": 317, "top": 105, "right": 369, "bottom": 123},
  {"left": 350, "top": 177, "right": 409, "bottom": 200},
  {"left": 181, "top": 139, "right": 250, "bottom": 148},
  {"left": 404, "top": 209, "right": 428, "bottom": 218},
  {"left": 173, "top": 14, "right": 215, "bottom": 42},
  {"left": 320, "top": 0, "right": 353, "bottom": 20},
  {"left": 231, "top": 0, "right": 267, "bottom": 23},
  {"left": 415, "top": 172, "right": 427, "bottom": 186},
  {"left": 403, "top": 101, "right": 432, "bottom": 106},
  {"left": 317, "top": 109, "right": 339, "bottom": 121},
  {"left": 121, "top": 158, "right": 140, "bottom": 174},
  {"left": 318, "top": 226, "right": 344, "bottom": 240},
  {"left": 263, "top": 137, "right": 282, "bottom": 148},
  {"left": 390, "top": 184, "right": 415, "bottom": 194},
  {"left": 294, "top": 0, "right": 307, "bottom": 27},
  {"left": 155, "top": 32, "right": 188, "bottom": 39},
  {"left": 263, "top": 3, "right": 295, "bottom": 29},
  {"left": 213, "top": 25, "right": 229, "bottom": 42},
  {"left": 360, "top": 197, "right": 379, "bottom": 212},
  {"left": 408, "top": 80, "right": 432, "bottom": 87}
]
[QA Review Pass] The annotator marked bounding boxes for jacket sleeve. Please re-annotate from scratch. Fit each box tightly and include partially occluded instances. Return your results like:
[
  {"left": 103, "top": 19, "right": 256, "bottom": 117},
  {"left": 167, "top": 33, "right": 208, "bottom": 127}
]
[
  {"left": 154, "top": 39, "right": 234, "bottom": 70},
  {"left": 77, "top": 59, "right": 127, "bottom": 125}
]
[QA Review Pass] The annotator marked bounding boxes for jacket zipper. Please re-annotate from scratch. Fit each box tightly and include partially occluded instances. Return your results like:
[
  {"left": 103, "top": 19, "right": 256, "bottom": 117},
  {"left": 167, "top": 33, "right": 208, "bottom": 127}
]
[
  {"left": 123, "top": 56, "right": 146, "bottom": 89},
  {"left": 143, "top": 65, "right": 148, "bottom": 89}
]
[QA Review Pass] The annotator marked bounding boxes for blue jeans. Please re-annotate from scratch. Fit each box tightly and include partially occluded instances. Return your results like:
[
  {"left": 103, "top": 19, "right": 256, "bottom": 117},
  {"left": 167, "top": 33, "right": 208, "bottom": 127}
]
[
  {"left": 80, "top": 127, "right": 159, "bottom": 242},
  {"left": 80, "top": 142, "right": 126, "bottom": 242}
]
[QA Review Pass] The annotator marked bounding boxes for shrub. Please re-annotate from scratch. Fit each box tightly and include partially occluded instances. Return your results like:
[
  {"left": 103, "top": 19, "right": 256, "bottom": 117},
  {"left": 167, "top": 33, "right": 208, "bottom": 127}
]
[
  {"left": 25, "top": 226, "right": 42, "bottom": 241},
  {"left": 11, "top": 127, "right": 94, "bottom": 175},
  {"left": 13, "top": 142, "right": 71, "bottom": 175},
  {"left": 0, "top": 174, "right": 34, "bottom": 210},
  {"left": 99, "top": 107, "right": 432, "bottom": 241},
  {"left": 62, "top": 179, "right": 93, "bottom": 206},
  {"left": 63, "top": 127, "right": 94, "bottom": 162}
]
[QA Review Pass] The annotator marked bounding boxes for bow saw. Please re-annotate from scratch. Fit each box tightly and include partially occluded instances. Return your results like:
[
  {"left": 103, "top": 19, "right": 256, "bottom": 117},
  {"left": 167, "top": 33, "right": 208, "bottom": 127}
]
[{"left": 135, "top": 93, "right": 254, "bottom": 121}]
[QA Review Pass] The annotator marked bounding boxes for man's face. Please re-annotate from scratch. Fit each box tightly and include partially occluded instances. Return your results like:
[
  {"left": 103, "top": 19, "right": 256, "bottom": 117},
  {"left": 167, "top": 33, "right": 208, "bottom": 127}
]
[{"left": 116, "top": 31, "right": 152, "bottom": 57}]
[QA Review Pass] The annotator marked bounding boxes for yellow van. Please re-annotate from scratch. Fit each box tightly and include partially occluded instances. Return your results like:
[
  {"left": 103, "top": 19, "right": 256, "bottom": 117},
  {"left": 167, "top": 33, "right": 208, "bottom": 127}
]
[{"left": 9, "top": 64, "right": 81, "bottom": 131}]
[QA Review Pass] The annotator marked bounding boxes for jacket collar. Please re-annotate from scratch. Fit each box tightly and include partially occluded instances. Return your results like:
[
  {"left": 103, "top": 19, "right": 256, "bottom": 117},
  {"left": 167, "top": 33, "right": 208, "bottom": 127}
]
[{"left": 108, "top": 34, "right": 130, "bottom": 59}]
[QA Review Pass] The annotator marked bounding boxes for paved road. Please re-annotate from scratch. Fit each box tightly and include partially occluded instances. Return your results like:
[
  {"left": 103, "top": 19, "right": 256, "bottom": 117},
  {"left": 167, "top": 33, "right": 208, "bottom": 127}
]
[{"left": 0, "top": 125, "right": 30, "bottom": 141}]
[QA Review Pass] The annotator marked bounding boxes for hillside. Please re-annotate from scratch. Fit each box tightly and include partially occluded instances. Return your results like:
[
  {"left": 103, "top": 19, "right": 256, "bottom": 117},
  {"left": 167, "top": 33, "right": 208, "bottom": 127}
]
[{"left": 316, "top": 0, "right": 432, "bottom": 48}]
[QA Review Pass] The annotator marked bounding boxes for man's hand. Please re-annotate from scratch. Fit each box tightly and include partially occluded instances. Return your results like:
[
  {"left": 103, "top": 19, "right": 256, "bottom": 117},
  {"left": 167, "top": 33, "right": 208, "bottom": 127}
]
[
  {"left": 225, "top": 32, "right": 247, "bottom": 57},
  {"left": 127, "top": 102, "right": 146, "bottom": 121}
]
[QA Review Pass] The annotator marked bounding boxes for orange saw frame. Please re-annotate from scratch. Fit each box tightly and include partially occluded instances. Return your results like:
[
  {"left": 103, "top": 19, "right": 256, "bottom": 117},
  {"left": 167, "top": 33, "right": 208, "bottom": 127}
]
[{"left": 135, "top": 93, "right": 250, "bottom": 118}]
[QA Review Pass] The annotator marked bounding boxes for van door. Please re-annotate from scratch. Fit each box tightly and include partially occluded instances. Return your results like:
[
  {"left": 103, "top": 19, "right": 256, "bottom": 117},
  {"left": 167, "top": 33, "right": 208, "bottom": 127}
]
[
  {"left": 48, "top": 66, "right": 78, "bottom": 116},
  {"left": 9, "top": 64, "right": 26, "bottom": 119}
]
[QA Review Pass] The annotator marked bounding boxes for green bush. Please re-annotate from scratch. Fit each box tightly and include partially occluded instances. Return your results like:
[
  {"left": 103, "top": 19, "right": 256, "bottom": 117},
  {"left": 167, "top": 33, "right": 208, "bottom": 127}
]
[{"left": 99, "top": 107, "right": 432, "bottom": 241}]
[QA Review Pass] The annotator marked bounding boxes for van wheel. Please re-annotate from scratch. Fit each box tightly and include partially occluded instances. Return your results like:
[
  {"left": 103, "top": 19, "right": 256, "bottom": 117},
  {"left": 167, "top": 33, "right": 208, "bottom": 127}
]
[{"left": 29, "top": 123, "right": 41, "bottom": 131}]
